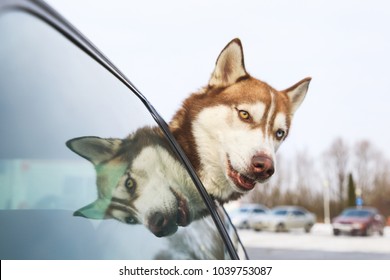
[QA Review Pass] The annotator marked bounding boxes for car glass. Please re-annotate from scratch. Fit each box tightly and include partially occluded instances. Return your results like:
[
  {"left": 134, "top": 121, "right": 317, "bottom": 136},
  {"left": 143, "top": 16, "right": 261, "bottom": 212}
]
[
  {"left": 354, "top": 211, "right": 372, "bottom": 217},
  {"left": 341, "top": 210, "right": 352, "bottom": 216},
  {"left": 0, "top": 9, "right": 234, "bottom": 260},
  {"left": 273, "top": 210, "right": 287, "bottom": 215},
  {"left": 343, "top": 209, "right": 371, "bottom": 217},
  {"left": 292, "top": 210, "right": 304, "bottom": 216}
]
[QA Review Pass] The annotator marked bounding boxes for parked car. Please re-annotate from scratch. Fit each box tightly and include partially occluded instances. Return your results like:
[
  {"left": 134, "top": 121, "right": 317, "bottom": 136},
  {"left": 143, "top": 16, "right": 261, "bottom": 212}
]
[
  {"left": 229, "top": 204, "right": 269, "bottom": 229},
  {"left": 0, "top": 0, "right": 246, "bottom": 260},
  {"left": 332, "top": 207, "right": 385, "bottom": 236},
  {"left": 260, "top": 206, "right": 316, "bottom": 233}
]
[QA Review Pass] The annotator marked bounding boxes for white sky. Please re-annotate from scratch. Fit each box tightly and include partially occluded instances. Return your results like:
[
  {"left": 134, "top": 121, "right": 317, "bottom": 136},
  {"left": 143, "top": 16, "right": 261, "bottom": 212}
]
[{"left": 47, "top": 0, "right": 390, "bottom": 159}]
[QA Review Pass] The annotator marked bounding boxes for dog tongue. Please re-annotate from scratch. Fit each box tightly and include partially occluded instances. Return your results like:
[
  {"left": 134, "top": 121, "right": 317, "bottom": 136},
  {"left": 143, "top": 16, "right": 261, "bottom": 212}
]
[
  {"left": 170, "top": 187, "right": 190, "bottom": 227},
  {"left": 236, "top": 173, "right": 256, "bottom": 190},
  {"left": 176, "top": 198, "right": 189, "bottom": 226},
  {"left": 228, "top": 163, "right": 256, "bottom": 190}
]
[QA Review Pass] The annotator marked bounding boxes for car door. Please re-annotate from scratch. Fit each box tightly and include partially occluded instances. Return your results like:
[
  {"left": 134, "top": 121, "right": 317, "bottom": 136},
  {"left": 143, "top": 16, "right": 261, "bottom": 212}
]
[
  {"left": 0, "top": 0, "right": 244, "bottom": 260},
  {"left": 290, "top": 210, "right": 306, "bottom": 228}
]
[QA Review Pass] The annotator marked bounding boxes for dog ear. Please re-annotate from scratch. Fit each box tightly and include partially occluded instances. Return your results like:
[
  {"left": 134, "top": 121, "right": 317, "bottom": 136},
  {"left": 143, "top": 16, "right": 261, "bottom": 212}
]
[
  {"left": 66, "top": 136, "right": 122, "bottom": 165},
  {"left": 209, "top": 38, "right": 248, "bottom": 88},
  {"left": 73, "top": 199, "right": 109, "bottom": 220},
  {"left": 283, "top": 77, "right": 311, "bottom": 115}
]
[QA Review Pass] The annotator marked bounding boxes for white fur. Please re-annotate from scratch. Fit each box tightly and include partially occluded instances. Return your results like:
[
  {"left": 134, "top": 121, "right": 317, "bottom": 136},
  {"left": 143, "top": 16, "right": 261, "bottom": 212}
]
[
  {"left": 192, "top": 99, "right": 283, "bottom": 200},
  {"left": 265, "top": 90, "right": 276, "bottom": 137}
]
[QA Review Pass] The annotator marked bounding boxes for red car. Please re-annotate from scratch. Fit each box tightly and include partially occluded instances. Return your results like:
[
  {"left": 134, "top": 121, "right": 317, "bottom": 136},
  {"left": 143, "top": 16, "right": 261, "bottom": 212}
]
[{"left": 332, "top": 207, "right": 385, "bottom": 236}]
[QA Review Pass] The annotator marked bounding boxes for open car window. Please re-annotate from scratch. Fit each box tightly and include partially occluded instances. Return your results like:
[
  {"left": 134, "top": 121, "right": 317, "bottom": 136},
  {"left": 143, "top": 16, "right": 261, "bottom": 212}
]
[{"left": 0, "top": 2, "right": 244, "bottom": 260}]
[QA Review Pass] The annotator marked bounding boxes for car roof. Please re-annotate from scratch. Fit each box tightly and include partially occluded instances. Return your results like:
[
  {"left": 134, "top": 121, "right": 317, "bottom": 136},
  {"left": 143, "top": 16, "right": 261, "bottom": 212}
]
[
  {"left": 239, "top": 203, "right": 268, "bottom": 208},
  {"left": 272, "top": 205, "right": 307, "bottom": 210},
  {"left": 343, "top": 207, "right": 377, "bottom": 212}
]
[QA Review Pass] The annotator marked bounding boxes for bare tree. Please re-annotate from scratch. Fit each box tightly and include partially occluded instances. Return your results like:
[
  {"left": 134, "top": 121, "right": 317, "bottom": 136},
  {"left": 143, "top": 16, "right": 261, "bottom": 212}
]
[
  {"left": 242, "top": 138, "right": 390, "bottom": 221},
  {"left": 353, "top": 140, "right": 380, "bottom": 194},
  {"left": 353, "top": 141, "right": 390, "bottom": 213},
  {"left": 323, "top": 138, "right": 350, "bottom": 212},
  {"left": 370, "top": 158, "right": 390, "bottom": 217}
]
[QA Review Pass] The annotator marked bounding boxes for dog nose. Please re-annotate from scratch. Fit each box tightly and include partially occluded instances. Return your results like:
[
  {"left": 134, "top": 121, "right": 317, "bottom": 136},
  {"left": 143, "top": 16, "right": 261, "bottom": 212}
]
[
  {"left": 148, "top": 212, "right": 167, "bottom": 237},
  {"left": 252, "top": 154, "right": 275, "bottom": 179},
  {"left": 148, "top": 212, "right": 177, "bottom": 237}
]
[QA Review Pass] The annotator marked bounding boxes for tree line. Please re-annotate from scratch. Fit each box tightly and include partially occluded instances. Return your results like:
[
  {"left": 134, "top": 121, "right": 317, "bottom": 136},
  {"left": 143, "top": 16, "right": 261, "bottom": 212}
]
[{"left": 243, "top": 138, "right": 390, "bottom": 222}]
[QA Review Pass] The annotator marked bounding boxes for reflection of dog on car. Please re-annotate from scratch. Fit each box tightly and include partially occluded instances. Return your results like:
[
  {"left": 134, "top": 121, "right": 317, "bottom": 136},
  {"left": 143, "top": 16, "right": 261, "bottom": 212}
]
[
  {"left": 67, "top": 38, "right": 310, "bottom": 237},
  {"left": 67, "top": 126, "right": 208, "bottom": 238}
]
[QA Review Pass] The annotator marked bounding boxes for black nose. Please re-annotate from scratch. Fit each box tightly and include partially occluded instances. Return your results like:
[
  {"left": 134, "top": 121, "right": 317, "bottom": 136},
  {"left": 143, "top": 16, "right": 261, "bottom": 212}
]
[
  {"left": 252, "top": 154, "right": 275, "bottom": 179},
  {"left": 147, "top": 212, "right": 177, "bottom": 237}
]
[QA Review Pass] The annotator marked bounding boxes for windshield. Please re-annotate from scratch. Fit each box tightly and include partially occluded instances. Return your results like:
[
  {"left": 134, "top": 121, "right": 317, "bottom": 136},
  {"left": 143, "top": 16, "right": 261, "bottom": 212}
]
[{"left": 342, "top": 209, "right": 373, "bottom": 218}]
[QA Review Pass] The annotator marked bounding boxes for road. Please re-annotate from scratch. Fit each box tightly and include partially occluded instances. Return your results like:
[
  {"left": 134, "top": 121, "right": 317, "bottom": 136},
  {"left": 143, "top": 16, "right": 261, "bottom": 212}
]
[{"left": 238, "top": 224, "right": 390, "bottom": 259}]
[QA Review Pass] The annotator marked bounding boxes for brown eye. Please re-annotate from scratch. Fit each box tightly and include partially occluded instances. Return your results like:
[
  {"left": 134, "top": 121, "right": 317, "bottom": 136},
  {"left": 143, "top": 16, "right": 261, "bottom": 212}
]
[
  {"left": 125, "top": 177, "right": 136, "bottom": 194},
  {"left": 239, "top": 110, "right": 250, "bottom": 120}
]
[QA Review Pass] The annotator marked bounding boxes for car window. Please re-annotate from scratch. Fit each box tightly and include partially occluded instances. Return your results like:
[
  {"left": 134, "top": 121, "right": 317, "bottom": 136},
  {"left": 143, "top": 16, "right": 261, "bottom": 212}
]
[
  {"left": 253, "top": 209, "right": 266, "bottom": 214},
  {"left": 0, "top": 8, "right": 239, "bottom": 260},
  {"left": 292, "top": 210, "right": 305, "bottom": 216},
  {"left": 342, "top": 209, "right": 372, "bottom": 217},
  {"left": 273, "top": 210, "right": 288, "bottom": 216}
]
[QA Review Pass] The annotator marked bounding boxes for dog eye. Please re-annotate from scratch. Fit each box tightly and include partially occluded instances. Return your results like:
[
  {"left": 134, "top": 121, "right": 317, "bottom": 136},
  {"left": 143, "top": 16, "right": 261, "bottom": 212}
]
[
  {"left": 275, "top": 129, "right": 285, "bottom": 140},
  {"left": 125, "top": 177, "right": 136, "bottom": 194},
  {"left": 125, "top": 216, "right": 137, "bottom": 225},
  {"left": 238, "top": 110, "right": 250, "bottom": 120}
]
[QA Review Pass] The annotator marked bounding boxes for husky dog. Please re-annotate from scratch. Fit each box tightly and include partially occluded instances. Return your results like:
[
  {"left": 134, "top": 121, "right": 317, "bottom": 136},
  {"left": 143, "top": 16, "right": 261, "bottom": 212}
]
[
  {"left": 170, "top": 38, "right": 311, "bottom": 203},
  {"left": 67, "top": 127, "right": 208, "bottom": 237},
  {"left": 67, "top": 38, "right": 310, "bottom": 238}
]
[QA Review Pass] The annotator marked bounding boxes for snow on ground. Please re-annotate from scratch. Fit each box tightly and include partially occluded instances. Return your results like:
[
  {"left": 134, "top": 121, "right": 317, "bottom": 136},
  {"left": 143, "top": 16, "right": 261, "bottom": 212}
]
[{"left": 238, "top": 224, "right": 390, "bottom": 254}]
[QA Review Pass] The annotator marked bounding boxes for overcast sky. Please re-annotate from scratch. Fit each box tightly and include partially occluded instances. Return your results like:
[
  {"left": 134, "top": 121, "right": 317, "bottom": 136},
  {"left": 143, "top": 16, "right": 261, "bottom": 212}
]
[{"left": 47, "top": 0, "right": 390, "bottom": 159}]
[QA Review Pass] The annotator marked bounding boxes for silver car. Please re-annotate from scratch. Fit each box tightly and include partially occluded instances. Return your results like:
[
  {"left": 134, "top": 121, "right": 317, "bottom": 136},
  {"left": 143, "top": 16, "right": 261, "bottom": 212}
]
[
  {"left": 255, "top": 206, "right": 316, "bottom": 233},
  {"left": 229, "top": 204, "right": 269, "bottom": 229}
]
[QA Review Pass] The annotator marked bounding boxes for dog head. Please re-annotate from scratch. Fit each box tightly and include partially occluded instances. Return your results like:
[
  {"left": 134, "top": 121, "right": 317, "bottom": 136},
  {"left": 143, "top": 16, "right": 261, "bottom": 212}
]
[
  {"left": 66, "top": 127, "right": 206, "bottom": 237},
  {"left": 171, "top": 39, "right": 311, "bottom": 202}
]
